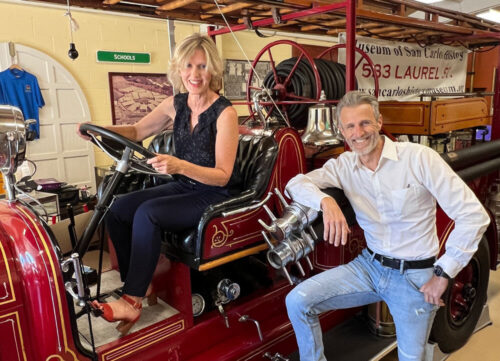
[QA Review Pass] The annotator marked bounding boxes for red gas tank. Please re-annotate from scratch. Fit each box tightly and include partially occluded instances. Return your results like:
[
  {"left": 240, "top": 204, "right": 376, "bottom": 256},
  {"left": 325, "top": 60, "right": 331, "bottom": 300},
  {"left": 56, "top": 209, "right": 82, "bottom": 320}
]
[{"left": 0, "top": 200, "right": 89, "bottom": 361}]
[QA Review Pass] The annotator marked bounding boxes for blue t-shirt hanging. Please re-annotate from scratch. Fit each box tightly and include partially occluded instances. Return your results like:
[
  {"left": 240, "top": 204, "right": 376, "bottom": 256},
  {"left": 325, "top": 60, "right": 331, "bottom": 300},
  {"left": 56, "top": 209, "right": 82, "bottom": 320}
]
[{"left": 0, "top": 68, "right": 45, "bottom": 139}]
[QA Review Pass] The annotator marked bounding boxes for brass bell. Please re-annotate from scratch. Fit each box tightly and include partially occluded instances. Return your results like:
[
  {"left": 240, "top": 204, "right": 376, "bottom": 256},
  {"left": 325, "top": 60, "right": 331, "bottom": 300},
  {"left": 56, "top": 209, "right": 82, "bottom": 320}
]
[{"left": 301, "top": 91, "right": 343, "bottom": 147}]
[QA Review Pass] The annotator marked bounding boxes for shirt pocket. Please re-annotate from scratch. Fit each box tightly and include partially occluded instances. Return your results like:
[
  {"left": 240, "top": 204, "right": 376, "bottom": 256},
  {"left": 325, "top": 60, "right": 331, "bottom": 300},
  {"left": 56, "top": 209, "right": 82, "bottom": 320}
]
[{"left": 390, "top": 184, "right": 425, "bottom": 217}]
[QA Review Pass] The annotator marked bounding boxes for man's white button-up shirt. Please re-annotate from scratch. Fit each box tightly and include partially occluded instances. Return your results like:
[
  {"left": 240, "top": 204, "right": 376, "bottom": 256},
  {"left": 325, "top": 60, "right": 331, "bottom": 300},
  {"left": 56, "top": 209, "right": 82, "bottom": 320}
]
[{"left": 286, "top": 136, "right": 490, "bottom": 278}]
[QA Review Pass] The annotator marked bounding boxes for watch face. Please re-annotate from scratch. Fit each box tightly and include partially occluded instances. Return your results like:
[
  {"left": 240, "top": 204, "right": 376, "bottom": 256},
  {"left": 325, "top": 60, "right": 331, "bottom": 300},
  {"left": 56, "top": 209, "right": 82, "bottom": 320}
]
[
  {"left": 192, "top": 293, "right": 205, "bottom": 317},
  {"left": 434, "top": 266, "right": 449, "bottom": 279},
  {"left": 434, "top": 266, "right": 442, "bottom": 276}
]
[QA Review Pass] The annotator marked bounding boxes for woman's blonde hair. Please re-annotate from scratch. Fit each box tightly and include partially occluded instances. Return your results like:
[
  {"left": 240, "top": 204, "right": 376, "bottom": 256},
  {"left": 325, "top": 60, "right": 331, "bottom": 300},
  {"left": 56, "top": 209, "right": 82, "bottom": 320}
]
[{"left": 168, "top": 33, "right": 223, "bottom": 93}]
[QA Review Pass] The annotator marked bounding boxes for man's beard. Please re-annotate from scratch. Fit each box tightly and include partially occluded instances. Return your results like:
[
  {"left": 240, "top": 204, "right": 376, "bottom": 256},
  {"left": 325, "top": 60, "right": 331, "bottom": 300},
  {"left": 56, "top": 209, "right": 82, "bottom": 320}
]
[{"left": 346, "top": 132, "right": 380, "bottom": 156}]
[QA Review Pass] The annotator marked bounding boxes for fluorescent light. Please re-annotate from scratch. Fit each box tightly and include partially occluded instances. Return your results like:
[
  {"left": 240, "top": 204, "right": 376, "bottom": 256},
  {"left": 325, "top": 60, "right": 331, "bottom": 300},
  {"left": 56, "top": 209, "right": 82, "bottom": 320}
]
[
  {"left": 413, "top": 0, "right": 442, "bottom": 4},
  {"left": 477, "top": 9, "right": 500, "bottom": 24}
]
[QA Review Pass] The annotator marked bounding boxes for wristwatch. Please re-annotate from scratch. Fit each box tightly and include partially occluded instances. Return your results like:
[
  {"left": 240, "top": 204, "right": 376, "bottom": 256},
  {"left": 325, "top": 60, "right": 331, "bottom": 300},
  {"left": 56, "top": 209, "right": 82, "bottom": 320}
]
[{"left": 434, "top": 265, "right": 451, "bottom": 279}]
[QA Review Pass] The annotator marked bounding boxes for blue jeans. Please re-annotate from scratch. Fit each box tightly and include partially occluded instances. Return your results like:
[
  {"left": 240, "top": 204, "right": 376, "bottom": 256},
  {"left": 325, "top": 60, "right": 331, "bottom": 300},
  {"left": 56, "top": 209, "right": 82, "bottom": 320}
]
[{"left": 286, "top": 249, "right": 438, "bottom": 361}]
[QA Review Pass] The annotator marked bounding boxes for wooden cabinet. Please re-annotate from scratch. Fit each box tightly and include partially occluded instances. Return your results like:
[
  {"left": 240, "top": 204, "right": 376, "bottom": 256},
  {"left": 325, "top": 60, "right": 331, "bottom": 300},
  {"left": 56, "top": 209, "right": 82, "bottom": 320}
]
[{"left": 380, "top": 97, "right": 490, "bottom": 135}]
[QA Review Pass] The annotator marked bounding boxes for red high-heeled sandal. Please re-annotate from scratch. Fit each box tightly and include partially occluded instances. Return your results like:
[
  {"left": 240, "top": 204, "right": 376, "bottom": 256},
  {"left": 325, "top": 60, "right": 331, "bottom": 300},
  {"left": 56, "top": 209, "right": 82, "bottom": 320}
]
[
  {"left": 116, "top": 292, "right": 158, "bottom": 335},
  {"left": 91, "top": 294, "right": 142, "bottom": 336}
]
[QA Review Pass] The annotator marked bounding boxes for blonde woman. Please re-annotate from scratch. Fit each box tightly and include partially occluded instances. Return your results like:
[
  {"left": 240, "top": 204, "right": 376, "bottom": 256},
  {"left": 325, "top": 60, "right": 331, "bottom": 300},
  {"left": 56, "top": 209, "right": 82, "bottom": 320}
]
[{"left": 80, "top": 33, "right": 238, "bottom": 335}]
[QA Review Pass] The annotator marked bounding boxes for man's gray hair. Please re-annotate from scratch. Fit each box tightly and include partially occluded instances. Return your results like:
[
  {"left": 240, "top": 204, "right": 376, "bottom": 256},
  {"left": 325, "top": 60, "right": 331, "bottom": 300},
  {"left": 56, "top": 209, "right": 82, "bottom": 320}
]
[{"left": 336, "top": 91, "right": 380, "bottom": 127}]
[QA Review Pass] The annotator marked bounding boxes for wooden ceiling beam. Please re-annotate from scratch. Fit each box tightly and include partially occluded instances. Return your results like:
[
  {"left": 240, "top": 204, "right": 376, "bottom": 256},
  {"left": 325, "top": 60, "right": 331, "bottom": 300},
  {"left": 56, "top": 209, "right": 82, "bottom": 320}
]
[
  {"left": 203, "top": 2, "right": 253, "bottom": 16},
  {"left": 416, "top": 30, "right": 445, "bottom": 37},
  {"left": 237, "top": 17, "right": 265, "bottom": 24},
  {"left": 201, "top": 3, "right": 216, "bottom": 10},
  {"left": 270, "top": 20, "right": 299, "bottom": 28},
  {"left": 157, "top": 0, "right": 197, "bottom": 11},
  {"left": 356, "top": 8, "right": 473, "bottom": 35},
  {"left": 326, "top": 28, "right": 343, "bottom": 35},
  {"left": 154, "top": 7, "right": 205, "bottom": 21},
  {"left": 300, "top": 18, "right": 345, "bottom": 32},
  {"left": 47, "top": 0, "right": 498, "bottom": 46},
  {"left": 367, "top": 25, "right": 402, "bottom": 34},
  {"left": 357, "top": 22, "right": 384, "bottom": 30},
  {"left": 396, "top": 3, "right": 405, "bottom": 16},
  {"left": 371, "top": 0, "right": 500, "bottom": 31},
  {"left": 301, "top": 24, "right": 322, "bottom": 31},
  {"left": 322, "top": 19, "right": 346, "bottom": 27},
  {"left": 201, "top": 0, "right": 249, "bottom": 11},
  {"left": 382, "top": 28, "right": 420, "bottom": 37}
]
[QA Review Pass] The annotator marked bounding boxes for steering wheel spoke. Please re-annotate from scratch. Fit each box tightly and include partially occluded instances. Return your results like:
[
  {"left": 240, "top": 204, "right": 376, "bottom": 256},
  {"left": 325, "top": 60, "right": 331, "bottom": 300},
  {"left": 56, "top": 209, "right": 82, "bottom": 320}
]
[{"left": 81, "top": 123, "right": 173, "bottom": 180}]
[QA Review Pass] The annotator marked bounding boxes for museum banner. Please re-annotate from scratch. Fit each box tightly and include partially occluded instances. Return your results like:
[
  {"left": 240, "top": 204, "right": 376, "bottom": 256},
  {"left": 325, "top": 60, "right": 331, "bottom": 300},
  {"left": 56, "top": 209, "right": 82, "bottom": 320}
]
[{"left": 338, "top": 34, "right": 468, "bottom": 100}]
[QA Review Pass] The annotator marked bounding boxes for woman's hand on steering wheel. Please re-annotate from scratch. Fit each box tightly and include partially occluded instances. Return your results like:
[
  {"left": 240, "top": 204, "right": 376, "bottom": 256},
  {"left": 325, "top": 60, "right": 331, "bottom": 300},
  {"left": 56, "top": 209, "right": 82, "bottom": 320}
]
[
  {"left": 77, "top": 122, "right": 93, "bottom": 141},
  {"left": 147, "top": 154, "right": 184, "bottom": 175},
  {"left": 78, "top": 123, "right": 162, "bottom": 174}
]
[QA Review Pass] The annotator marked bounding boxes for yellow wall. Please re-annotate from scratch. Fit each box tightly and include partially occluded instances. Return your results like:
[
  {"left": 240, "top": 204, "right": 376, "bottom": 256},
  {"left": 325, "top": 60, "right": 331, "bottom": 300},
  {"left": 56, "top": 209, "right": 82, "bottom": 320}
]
[{"left": 0, "top": 1, "right": 336, "bottom": 167}]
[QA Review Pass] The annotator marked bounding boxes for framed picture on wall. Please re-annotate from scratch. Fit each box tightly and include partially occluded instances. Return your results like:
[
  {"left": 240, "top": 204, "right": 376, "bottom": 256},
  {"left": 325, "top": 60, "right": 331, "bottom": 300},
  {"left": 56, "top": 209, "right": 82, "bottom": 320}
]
[
  {"left": 108, "top": 72, "right": 173, "bottom": 125},
  {"left": 223, "top": 59, "right": 272, "bottom": 100}
]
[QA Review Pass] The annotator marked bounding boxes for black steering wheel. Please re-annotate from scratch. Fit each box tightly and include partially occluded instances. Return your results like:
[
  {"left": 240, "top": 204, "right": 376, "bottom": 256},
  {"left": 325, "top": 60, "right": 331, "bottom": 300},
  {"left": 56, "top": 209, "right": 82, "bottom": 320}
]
[
  {"left": 74, "top": 123, "right": 174, "bottom": 264},
  {"left": 80, "top": 123, "right": 171, "bottom": 178}
]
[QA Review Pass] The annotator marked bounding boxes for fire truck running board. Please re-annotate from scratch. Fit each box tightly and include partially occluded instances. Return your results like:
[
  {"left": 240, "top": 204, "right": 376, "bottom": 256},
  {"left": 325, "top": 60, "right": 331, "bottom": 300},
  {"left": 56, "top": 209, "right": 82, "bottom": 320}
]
[
  {"left": 289, "top": 304, "right": 492, "bottom": 361},
  {"left": 374, "top": 303, "right": 492, "bottom": 361},
  {"left": 288, "top": 315, "right": 396, "bottom": 361}
]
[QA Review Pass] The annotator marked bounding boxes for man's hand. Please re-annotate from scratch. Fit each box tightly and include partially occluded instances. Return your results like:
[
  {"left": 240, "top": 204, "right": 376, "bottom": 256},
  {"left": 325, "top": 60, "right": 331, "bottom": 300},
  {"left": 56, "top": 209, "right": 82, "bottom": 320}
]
[
  {"left": 321, "top": 197, "right": 350, "bottom": 246},
  {"left": 419, "top": 275, "right": 449, "bottom": 306}
]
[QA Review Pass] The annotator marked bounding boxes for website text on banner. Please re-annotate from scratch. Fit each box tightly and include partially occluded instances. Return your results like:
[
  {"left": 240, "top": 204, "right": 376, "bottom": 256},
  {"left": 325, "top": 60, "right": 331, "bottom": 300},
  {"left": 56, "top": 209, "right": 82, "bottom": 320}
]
[{"left": 338, "top": 34, "right": 468, "bottom": 101}]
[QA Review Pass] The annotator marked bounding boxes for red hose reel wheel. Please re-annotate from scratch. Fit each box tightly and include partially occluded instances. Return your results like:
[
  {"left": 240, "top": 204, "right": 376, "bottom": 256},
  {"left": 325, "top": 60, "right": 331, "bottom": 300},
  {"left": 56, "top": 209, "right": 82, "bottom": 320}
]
[
  {"left": 316, "top": 44, "right": 380, "bottom": 99},
  {"left": 246, "top": 40, "right": 322, "bottom": 128}
]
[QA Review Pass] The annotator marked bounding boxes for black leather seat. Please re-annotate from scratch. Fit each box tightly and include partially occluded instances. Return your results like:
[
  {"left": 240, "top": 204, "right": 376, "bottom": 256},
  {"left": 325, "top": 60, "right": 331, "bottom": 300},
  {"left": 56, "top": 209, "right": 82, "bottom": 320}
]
[{"left": 147, "top": 131, "right": 279, "bottom": 269}]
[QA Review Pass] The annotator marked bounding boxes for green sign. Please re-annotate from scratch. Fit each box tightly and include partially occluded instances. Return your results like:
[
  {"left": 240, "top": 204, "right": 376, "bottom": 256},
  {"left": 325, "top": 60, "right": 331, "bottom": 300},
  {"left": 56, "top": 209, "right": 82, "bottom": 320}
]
[{"left": 96, "top": 51, "right": 150, "bottom": 64}]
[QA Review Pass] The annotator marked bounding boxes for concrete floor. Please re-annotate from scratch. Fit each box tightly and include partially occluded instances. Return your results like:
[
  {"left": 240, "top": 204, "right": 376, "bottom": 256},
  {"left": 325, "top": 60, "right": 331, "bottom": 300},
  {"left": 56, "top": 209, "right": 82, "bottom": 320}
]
[
  {"left": 447, "top": 265, "right": 500, "bottom": 361},
  {"left": 382, "top": 265, "right": 500, "bottom": 361}
]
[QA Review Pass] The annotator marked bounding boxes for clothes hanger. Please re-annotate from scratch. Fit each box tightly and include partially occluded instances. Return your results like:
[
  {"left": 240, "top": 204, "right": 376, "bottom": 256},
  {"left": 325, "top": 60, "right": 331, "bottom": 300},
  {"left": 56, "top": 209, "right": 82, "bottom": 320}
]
[
  {"left": 8, "top": 63, "right": 23, "bottom": 71},
  {"left": 7, "top": 42, "right": 23, "bottom": 71}
]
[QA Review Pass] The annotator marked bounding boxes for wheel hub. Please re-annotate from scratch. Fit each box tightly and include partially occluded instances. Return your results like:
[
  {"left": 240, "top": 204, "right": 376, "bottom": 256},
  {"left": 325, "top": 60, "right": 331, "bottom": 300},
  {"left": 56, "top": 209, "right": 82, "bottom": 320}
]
[
  {"left": 449, "top": 263, "right": 478, "bottom": 325},
  {"left": 272, "top": 84, "right": 287, "bottom": 100},
  {"left": 463, "top": 284, "right": 477, "bottom": 300}
]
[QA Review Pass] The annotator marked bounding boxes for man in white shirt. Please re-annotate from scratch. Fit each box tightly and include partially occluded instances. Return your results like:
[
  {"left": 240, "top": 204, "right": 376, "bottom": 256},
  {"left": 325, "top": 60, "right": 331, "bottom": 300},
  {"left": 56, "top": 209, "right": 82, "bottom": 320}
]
[{"left": 285, "top": 91, "right": 490, "bottom": 361}]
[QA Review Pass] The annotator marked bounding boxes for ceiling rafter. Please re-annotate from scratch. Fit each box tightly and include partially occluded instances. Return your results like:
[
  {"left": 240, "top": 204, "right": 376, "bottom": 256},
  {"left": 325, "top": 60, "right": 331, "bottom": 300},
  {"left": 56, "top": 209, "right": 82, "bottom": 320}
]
[{"left": 30, "top": 0, "right": 500, "bottom": 47}]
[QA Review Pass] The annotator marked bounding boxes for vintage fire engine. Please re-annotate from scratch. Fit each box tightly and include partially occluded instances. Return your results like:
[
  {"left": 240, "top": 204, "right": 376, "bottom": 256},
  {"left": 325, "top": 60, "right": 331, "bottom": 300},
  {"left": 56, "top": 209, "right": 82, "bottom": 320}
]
[{"left": 1, "top": 1, "right": 500, "bottom": 360}]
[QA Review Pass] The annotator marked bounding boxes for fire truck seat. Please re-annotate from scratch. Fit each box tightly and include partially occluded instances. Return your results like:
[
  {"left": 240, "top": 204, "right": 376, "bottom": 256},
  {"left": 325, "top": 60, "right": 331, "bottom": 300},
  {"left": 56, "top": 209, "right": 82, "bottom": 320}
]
[{"left": 147, "top": 130, "right": 279, "bottom": 269}]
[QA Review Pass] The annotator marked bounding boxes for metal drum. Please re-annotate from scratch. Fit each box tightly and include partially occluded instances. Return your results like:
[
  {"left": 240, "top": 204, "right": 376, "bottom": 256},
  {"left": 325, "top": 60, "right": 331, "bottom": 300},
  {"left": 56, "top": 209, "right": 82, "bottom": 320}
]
[{"left": 367, "top": 301, "right": 396, "bottom": 337}]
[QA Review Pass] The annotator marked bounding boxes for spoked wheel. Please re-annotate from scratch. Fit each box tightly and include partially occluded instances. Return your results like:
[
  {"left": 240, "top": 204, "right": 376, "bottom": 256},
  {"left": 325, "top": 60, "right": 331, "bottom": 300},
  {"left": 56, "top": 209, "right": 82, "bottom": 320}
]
[
  {"left": 246, "top": 40, "right": 322, "bottom": 128},
  {"left": 317, "top": 44, "right": 380, "bottom": 98},
  {"left": 430, "top": 237, "right": 490, "bottom": 353}
]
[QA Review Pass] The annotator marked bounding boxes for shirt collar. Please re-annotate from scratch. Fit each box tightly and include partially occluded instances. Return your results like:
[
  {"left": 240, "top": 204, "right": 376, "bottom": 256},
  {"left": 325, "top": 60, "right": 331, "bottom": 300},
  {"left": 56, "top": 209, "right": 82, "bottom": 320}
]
[
  {"left": 8, "top": 68, "right": 25, "bottom": 79},
  {"left": 353, "top": 135, "right": 399, "bottom": 170}
]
